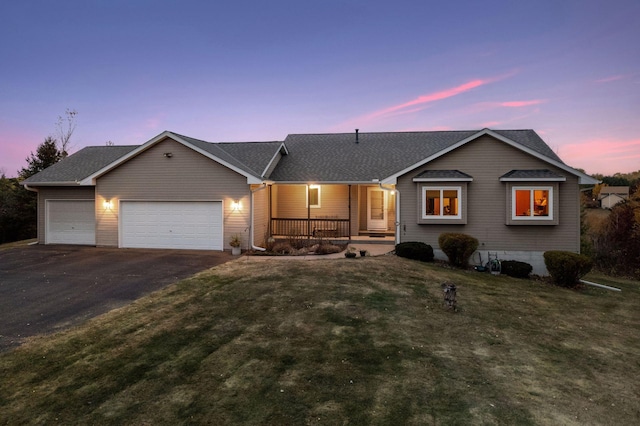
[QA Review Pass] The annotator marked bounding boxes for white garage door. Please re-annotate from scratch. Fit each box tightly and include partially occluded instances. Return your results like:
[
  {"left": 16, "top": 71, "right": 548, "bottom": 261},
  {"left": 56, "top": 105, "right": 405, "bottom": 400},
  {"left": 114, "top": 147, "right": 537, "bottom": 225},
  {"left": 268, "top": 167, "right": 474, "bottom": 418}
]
[
  {"left": 120, "top": 201, "right": 223, "bottom": 250},
  {"left": 46, "top": 200, "right": 96, "bottom": 245}
]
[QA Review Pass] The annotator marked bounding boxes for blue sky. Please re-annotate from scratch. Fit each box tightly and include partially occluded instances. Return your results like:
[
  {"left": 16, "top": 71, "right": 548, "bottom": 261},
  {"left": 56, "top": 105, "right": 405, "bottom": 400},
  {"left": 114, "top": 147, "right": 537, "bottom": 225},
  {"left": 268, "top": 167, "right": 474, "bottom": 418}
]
[{"left": 1, "top": 0, "right": 638, "bottom": 177}]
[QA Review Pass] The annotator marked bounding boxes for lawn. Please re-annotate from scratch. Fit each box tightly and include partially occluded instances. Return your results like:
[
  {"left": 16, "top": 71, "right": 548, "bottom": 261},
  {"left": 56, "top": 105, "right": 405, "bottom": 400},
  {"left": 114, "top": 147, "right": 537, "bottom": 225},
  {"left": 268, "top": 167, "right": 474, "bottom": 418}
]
[{"left": 1, "top": 255, "right": 638, "bottom": 425}]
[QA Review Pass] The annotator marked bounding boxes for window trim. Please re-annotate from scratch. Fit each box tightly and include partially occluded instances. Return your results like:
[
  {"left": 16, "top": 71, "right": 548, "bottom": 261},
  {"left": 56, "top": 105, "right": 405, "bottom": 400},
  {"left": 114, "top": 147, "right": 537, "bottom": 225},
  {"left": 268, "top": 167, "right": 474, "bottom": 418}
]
[
  {"left": 511, "top": 186, "right": 554, "bottom": 221},
  {"left": 306, "top": 185, "right": 321, "bottom": 208},
  {"left": 421, "top": 186, "right": 462, "bottom": 220}
]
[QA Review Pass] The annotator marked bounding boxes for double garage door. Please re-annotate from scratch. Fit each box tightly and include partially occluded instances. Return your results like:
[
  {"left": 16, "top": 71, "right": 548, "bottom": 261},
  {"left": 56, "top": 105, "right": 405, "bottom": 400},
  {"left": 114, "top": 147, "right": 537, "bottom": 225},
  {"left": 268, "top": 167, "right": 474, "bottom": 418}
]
[
  {"left": 46, "top": 200, "right": 223, "bottom": 250},
  {"left": 120, "top": 201, "right": 223, "bottom": 250}
]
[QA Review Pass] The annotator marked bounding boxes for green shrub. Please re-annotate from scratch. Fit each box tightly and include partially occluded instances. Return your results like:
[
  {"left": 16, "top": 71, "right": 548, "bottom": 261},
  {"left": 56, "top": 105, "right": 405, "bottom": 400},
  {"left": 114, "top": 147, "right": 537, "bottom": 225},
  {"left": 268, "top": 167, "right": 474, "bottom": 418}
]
[
  {"left": 543, "top": 251, "right": 593, "bottom": 287},
  {"left": 395, "top": 242, "right": 434, "bottom": 262},
  {"left": 501, "top": 260, "right": 533, "bottom": 278},
  {"left": 438, "top": 233, "right": 478, "bottom": 268}
]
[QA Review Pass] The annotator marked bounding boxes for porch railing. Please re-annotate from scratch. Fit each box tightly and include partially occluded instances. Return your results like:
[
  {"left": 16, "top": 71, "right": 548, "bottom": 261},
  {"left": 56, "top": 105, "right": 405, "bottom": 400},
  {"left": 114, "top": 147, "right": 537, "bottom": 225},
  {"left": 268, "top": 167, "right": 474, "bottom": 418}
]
[{"left": 270, "top": 218, "right": 350, "bottom": 238}]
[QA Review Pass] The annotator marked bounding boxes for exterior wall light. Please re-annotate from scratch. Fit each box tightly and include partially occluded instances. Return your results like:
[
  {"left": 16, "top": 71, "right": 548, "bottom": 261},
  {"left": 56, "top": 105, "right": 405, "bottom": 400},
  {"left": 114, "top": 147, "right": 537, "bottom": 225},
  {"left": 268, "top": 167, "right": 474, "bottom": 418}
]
[
  {"left": 103, "top": 199, "right": 114, "bottom": 210},
  {"left": 231, "top": 200, "right": 241, "bottom": 211}
]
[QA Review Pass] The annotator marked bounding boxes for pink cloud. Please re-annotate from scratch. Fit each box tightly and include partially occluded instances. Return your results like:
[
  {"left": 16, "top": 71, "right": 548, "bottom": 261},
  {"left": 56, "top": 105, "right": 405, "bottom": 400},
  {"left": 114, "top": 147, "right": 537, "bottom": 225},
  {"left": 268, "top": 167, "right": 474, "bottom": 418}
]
[
  {"left": 594, "top": 74, "right": 629, "bottom": 83},
  {"left": 365, "top": 79, "right": 488, "bottom": 120},
  {"left": 499, "top": 100, "right": 545, "bottom": 107},
  {"left": 481, "top": 121, "right": 502, "bottom": 128},
  {"left": 427, "top": 125, "right": 454, "bottom": 131},
  {"left": 560, "top": 138, "right": 640, "bottom": 175},
  {"left": 332, "top": 71, "right": 519, "bottom": 131}
]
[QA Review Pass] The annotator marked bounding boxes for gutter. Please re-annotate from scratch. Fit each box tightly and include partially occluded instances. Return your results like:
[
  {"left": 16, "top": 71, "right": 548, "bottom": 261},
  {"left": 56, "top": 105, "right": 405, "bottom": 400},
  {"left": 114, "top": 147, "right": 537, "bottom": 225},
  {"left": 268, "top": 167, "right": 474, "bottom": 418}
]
[
  {"left": 23, "top": 183, "right": 39, "bottom": 193},
  {"left": 250, "top": 183, "right": 268, "bottom": 251},
  {"left": 377, "top": 181, "right": 401, "bottom": 246}
]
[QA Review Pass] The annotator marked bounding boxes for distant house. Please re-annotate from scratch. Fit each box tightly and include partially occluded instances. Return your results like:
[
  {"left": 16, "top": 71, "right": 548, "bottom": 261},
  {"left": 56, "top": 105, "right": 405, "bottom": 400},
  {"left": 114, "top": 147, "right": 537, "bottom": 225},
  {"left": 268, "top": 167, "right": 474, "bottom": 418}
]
[
  {"left": 599, "top": 186, "right": 629, "bottom": 209},
  {"left": 22, "top": 128, "right": 598, "bottom": 275}
]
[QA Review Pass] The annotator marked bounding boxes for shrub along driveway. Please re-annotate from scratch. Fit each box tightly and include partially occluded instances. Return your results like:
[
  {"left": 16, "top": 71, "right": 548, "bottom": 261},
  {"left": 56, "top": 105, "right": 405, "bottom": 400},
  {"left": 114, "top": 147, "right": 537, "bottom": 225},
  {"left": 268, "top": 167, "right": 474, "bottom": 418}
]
[{"left": 0, "top": 244, "right": 231, "bottom": 351}]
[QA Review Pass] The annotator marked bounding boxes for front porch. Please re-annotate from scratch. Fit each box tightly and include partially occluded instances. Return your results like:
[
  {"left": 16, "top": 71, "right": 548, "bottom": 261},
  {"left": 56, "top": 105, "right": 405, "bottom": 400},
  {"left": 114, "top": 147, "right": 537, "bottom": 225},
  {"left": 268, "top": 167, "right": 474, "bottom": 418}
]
[{"left": 265, "top": 184, "right": 396, "bottom": 243}]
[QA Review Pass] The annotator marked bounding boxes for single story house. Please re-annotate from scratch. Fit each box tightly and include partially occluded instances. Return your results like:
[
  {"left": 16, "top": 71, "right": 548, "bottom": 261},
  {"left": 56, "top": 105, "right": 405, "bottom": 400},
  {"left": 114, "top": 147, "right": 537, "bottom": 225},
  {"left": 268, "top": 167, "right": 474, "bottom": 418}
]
[
  {"left": 23, "top": 128, "right": 598, "bottom": 274},
  {"left": 598, "top": 186, "right": 629, "bottom": 209}
]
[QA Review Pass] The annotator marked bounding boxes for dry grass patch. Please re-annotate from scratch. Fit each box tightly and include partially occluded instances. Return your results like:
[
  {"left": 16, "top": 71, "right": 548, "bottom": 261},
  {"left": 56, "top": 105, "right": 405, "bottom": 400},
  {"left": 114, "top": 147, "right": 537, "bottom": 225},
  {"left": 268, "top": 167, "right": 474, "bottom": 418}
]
[{"left": 1, "top": 257, "right": 639, "bottom": 424}]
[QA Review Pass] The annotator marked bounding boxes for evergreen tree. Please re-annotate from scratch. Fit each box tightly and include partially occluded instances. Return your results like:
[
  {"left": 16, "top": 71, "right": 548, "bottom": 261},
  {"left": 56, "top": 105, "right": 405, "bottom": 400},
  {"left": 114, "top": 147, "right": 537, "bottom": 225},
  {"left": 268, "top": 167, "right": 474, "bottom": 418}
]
[{"left": 19, "top": 136, "right": 63, "bottom": 179}]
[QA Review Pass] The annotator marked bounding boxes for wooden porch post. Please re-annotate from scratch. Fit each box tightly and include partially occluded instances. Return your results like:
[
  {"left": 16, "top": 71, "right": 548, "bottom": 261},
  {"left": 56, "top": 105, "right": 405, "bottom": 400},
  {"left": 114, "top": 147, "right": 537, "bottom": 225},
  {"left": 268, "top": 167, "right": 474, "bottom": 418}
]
[
  {"left": 307, "top": 184, "right": 311, "bottom": 239},
  {"left": 348, "top": 184, "right": 351, "bottom": 238},
  {"left": 268, "top": 185, "right": 272, "bottom": 237}
]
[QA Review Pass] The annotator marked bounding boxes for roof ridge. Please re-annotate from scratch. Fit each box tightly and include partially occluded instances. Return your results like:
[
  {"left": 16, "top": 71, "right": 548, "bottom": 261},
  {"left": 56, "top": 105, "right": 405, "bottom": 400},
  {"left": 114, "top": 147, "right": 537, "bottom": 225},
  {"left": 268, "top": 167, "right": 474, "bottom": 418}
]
[{"left": 286, "top": 129, "right": 483, "bottom": 137}]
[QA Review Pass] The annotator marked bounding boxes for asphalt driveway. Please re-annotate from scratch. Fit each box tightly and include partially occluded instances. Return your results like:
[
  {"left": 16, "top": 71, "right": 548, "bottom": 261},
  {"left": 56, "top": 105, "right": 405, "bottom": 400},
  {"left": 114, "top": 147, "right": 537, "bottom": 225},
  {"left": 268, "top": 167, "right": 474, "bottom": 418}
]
[{"left": 0, "top": 244, "right": 232, "bottom": 352}]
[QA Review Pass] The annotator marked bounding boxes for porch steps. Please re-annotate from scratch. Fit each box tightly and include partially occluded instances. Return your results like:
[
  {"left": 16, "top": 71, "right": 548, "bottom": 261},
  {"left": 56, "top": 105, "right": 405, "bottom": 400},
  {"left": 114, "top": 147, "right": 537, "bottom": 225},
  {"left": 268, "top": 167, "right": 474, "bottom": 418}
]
[{"left": 349, "top": 237, "right": 395, "bottom": 245}]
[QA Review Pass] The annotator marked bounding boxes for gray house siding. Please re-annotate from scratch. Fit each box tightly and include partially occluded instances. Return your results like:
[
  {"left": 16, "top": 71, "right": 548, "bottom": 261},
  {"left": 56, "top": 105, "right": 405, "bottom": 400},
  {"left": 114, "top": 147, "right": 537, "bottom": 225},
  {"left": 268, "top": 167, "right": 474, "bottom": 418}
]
[
  {"left": 397, "top": 135, "right": 580, "bottom": 272},
  {"left": 35, "top": 186, "right": 95, "bottom": 244},
  {"left": 95, "top": 137, "right": 250, "bottom": 249}
]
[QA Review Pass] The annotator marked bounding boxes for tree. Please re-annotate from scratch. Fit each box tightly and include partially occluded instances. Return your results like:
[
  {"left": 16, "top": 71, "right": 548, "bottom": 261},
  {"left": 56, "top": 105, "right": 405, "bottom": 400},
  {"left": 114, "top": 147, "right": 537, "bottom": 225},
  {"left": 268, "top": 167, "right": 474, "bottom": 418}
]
[
  {"left": 601, "top": 176, "right": 630, "bottom": 187},
  {"left": 0, "top": 175, "right": 37, "bottom": 243},
  {"left": 0, "top": 110, "right": 75, "bottom": 245},
  {"left": 592, "top": 189, "right": 640, "bottom": 278},
  {"left": 1, "top": 136, "right": 65, "bottom": 244},
  {"left": 55, "top": 108, "right": 77, "bottom": 158},
  {"left": 19, "top": 136, "right": 63, "bottom": 179}
]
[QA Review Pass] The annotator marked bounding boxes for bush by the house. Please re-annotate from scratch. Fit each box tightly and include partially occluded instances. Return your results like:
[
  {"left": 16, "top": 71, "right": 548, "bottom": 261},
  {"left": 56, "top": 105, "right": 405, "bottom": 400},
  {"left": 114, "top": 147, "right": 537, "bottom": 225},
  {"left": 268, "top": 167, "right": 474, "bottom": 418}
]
[
  {"left": 544, "top": 251, "right": 593, "bottom": 287},
  {"left": 501, "top": 260, "right": 533, "bottom": 278},
  {"left": 395, "top": 242, "right": 434, "bottom": 262},
  {"left": 438, "top": 233, "right": 479, "bottom": 268},
  {"left": 271, "top": 241, "right": 294, "bottom": 255},
  {"left": 314, "top": 242, "right": 343, "bottom": 255}
]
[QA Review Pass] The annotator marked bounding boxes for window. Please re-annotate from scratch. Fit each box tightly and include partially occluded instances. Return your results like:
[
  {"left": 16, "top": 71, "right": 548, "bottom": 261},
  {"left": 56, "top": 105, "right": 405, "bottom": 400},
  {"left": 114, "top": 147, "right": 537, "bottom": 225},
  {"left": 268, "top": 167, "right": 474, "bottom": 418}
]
[
  {"left": 422, "top": 187, "right": 461, "bottom": 219},
  {"left": 512, "top": 187, "right": 552, "bottom": 220},
  {"left": 306, "top": 185, "right": 321, "bottom": 208}
]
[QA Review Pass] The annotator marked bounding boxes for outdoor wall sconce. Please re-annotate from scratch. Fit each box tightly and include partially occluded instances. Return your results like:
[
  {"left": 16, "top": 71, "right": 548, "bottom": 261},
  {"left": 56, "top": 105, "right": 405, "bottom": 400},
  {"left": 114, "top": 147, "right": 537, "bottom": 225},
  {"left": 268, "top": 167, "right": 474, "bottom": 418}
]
[
  {"left": 231, "top": 200, "right": 241, "bottom": 211},
  {"left": 163, "top": 152, "right": 173, "bottom": 158},
  {"left": 103, "top": 199, "right": 114, "bottom": 210}
]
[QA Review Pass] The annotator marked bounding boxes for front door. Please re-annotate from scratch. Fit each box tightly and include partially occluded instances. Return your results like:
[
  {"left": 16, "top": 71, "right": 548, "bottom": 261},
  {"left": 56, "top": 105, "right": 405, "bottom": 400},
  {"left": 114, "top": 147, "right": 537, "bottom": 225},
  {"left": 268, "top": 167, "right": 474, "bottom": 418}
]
[{"left": 367, "top": 187, "right": 388, "bottom": 231}]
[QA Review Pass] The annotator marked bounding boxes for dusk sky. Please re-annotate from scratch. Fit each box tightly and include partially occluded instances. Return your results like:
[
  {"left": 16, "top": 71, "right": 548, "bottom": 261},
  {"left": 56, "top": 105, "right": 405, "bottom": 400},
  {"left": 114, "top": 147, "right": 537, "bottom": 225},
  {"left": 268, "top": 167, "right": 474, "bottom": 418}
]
[{"left": 1, "top": 0, "right": 638, "bottom": 177}]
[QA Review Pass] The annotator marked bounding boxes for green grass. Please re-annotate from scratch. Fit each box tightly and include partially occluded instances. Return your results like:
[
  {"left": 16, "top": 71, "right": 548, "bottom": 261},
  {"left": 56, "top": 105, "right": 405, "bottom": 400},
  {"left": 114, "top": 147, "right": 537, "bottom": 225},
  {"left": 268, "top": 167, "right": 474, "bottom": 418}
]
[{"left": 1, "top": 256, "right": 639, "bottom": 425}]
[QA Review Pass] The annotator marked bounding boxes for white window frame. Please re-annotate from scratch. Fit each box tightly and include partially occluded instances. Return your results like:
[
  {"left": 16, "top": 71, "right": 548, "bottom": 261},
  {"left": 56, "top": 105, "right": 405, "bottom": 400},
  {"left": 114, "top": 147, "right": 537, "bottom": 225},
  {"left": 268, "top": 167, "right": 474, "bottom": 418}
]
[
  {"left": 306, "top": 185, "right": 321, "bottom": 208},
  {"left": 421, "top": 186, "right": 462, "bottom": 220},
  {"left": 511, "top": 186, "right": 553, "bottom": 221}
]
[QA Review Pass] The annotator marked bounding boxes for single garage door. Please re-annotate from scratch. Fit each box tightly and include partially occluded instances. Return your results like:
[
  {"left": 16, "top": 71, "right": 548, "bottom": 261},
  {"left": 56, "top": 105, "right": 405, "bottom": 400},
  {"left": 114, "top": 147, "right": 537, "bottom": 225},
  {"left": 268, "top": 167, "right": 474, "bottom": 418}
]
[
  {"left": 46, "top": 200, "right": 96, "bottom": 245},
  {"left": 120, "top": 201, "right": 223, "bottom": 250}
]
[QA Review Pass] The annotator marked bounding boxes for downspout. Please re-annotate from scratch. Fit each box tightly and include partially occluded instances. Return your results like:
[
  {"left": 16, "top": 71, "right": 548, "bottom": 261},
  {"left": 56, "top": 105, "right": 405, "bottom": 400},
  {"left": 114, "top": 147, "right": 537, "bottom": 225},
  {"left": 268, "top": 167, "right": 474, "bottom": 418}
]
[
  {"left": 23, "top": 184, "right": 40, "bottom": 243},
  {"left": 378, "top": 182, "right": 400, "bottom": 245},
  {"left": 250, "top": 183, "right": 268, "bottom": 251}
]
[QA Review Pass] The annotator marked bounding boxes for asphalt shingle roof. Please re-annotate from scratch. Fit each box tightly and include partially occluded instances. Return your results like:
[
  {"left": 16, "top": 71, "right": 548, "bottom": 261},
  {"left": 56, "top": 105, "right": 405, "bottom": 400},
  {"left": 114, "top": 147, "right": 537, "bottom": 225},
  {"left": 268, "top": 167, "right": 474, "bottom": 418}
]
[
  {"left": 156, "top": 132, "right": 284, "bottom": 179},
  {"left": 22, "top": 146, "right": 138, "bottom": 184},
  {"left": 499, "top": 169, "right": 566, "bottom": 180},
  {"left": 268, "top": 129, "right": 562, "bottom": 182},
  {"left": 413, "top": 170, "right": 474, "bottom": 180},
  {"left": 23, "top": 129, "right": 566, "bottom": 185}
]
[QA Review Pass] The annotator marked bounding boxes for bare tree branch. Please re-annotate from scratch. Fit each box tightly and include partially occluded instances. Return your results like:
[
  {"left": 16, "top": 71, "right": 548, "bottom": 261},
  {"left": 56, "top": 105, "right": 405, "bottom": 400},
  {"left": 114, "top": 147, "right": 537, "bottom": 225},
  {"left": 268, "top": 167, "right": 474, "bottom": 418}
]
[{"left": 55, "top": 108, "right": 77, "bottom": 157}]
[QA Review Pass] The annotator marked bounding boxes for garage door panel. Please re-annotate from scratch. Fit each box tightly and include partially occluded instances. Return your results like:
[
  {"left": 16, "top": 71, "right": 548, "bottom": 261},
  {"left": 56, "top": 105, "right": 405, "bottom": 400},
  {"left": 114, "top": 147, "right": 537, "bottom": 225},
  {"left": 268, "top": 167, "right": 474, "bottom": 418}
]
[
  {"left": 121, "top": 201, "right": 222, "bottom": 250},
  {"left": 47, "top": 200, "right": 96, "bottom": 245}
]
